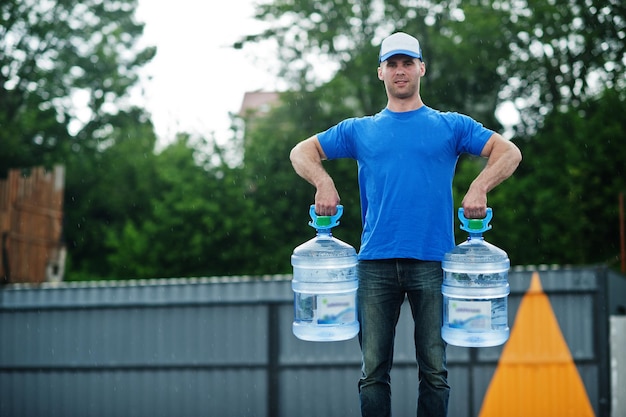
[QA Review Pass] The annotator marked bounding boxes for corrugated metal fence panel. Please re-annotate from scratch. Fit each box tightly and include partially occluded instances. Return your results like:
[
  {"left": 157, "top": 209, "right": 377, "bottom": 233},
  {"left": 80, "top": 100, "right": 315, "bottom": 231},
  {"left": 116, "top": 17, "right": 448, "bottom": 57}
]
[
  {"left": 0, "top": 276, "right": 290, "bottom": 417},
  {"left": 0, "top": 268, "right": 613, "bottom": 417},
  {"left": 2, "top": 305, "right": 268, "bottom": 367}
]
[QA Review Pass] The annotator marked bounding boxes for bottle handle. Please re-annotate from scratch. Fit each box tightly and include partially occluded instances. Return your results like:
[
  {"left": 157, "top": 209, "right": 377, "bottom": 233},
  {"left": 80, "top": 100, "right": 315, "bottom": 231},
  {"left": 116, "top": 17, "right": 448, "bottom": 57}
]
[
  {"left": 309, "top": 205, "right": 343, "bottom": 229},
  {"left": 458, "top": 207, "right": 493, "bottom": 233}
]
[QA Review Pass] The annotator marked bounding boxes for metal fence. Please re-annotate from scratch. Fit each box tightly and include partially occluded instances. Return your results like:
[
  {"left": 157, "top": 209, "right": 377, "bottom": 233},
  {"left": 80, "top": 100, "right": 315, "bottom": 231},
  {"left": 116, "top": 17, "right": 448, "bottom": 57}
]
[{"left": 0, "top": 266, "right": 622, "bottom": 417}]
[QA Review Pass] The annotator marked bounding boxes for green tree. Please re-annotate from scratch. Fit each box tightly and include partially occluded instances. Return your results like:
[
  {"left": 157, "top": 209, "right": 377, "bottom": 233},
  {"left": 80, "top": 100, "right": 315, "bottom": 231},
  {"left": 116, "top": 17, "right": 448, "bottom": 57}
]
[
  {"left": 242, "top": 0, "right": 625, "bottom": 134},
  {"left": 0, "top": 0, "right": 155, "bottom": 172},
  {"left": 63, "top": 109, "right": 160, "bottom": 279},
  {"left": 236, "top": 0, "right": 520, "bottom": 262},
  {"left": 237, "top": 0, "right": 625, "bottom": 270},
  {"left": 243, "top": 0, "right": 516, "bottom": 127},
  {"left": 239, "top": 90, "right": 362, "bottom": 274},
  {"left": 101, "top": 133, "right": 261, "bottom": 279},
  {"left": 490, "top": 88, "right": 626, "bottom": 266},
  {"left": 5, "top": 0, "right": 622, "bottom": 280},
  {"left": 501, "top": 0, "right": 625, "bottom": 135}
]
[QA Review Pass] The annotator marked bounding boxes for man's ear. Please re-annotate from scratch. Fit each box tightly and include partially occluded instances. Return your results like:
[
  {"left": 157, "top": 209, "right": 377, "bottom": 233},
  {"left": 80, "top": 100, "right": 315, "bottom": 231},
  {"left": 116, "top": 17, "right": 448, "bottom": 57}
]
[{"left": 377, "top": 66, "right": 384, "bottom": 80}]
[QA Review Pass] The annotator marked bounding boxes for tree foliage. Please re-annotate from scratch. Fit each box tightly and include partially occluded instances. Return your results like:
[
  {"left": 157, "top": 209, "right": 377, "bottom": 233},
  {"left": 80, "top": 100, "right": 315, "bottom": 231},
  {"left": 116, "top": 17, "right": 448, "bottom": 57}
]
[
  {"left": 63, "top": 110, "right": 159, "bottom": 279},
  {"left": 243, "top": 0, "right": 625, "bottom": 134},
  {"left": 58, "top": 0, "right": 626, "bottom": 277},
  {"left": 103, "top": 135, "right": 254, "bottom": 278},
  {"left": 238, "top": 0, "right": 625, "bottom": 269},
  {"left": 488, "top": 88, "right": 626, "bottom": 265},
  {"left": 503, "top": 0, "right": 626, "bottom": 134},
  {"left": 0, "top": 0, "right": 155, "bottom": 171},
  {"left": 1, "top": 0, "right": 624, "bottom": 280}
]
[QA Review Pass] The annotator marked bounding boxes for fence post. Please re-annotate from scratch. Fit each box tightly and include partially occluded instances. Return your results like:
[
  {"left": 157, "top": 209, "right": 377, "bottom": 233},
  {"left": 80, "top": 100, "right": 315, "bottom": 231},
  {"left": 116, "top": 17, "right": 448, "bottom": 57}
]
[
  {"left": 596, "top": 266, "right": 612, "bottom": 417},
  {"left": 268, "top": 302, "right": 281, "bottom": 417}
]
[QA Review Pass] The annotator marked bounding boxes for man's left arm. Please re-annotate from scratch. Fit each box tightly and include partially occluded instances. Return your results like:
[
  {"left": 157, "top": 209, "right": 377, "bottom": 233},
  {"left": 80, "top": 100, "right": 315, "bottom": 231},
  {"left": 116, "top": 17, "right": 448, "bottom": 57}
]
[{"left": 461, "top": 133, "right": 522, "bottom": 218}]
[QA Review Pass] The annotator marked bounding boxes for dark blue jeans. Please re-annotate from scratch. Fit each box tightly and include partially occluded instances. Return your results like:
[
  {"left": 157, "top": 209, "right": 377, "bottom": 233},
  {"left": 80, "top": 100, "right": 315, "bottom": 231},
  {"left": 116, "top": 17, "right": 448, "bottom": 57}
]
[{"left": 357, "top": 259, "right": 449, "bottom": 417}]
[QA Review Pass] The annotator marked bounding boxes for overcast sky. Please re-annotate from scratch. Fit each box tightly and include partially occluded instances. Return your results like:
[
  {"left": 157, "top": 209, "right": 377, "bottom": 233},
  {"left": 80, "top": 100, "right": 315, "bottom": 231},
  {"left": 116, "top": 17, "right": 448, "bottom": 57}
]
[
  {"left": 133, "top": 0, "right": 281, "bottom": 148},
  {"left": 132, "top": 1, "right": 518, "bottom": 148}
]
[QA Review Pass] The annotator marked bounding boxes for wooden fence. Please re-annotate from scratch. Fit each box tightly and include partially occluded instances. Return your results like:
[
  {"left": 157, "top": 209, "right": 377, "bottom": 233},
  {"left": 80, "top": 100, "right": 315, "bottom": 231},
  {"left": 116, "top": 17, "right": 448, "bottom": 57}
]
[{"left": 0, "top": 166, "right": 65, "bottom": 284}]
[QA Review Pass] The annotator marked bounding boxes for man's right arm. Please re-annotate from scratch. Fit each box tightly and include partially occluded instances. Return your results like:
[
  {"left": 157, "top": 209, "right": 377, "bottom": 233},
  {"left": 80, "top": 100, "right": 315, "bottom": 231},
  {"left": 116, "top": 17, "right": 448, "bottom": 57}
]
[{"left": 289, "top": 135, "right": 341, "bottom": 216}]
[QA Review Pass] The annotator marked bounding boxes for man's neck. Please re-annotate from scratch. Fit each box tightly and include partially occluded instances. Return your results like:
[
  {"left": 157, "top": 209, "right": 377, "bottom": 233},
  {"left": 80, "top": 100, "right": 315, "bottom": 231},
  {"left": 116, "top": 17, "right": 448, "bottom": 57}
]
[{"left": 386, "top": 95, "right": 424, "bottom": 113}]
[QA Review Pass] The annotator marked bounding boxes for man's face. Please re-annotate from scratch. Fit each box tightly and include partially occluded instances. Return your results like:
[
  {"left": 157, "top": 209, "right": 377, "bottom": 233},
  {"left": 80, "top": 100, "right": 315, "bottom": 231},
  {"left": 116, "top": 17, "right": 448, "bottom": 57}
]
[{"left": 378, "top": 54, "right": 425, "bottom": 99}]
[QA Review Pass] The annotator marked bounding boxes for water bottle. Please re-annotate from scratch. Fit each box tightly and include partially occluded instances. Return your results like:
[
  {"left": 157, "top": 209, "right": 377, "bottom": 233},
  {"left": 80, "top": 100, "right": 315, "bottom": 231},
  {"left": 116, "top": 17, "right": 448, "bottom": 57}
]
[
  {"left": 441, "top": 208, "right": 510, "bottom": 347},
  {"left": 291, "top": 205, "right": 359, "bottom": 342}
]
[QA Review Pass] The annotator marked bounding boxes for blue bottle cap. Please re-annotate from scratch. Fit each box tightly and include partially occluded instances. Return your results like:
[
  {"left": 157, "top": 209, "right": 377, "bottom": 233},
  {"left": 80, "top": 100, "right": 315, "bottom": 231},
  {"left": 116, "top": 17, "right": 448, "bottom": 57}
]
[
  {"left": 308, "top": 205, "right": 343, "bottom": 230},
  {"left": 458, "top": 208, "right": 493, "bottom": 234}
]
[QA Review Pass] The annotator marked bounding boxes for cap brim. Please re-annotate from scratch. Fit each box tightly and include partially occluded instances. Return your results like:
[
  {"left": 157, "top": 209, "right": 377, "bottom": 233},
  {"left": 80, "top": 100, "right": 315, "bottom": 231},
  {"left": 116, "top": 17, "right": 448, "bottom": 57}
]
[{"left": 379, "top": 50, "right": 422, "bottom": 63}]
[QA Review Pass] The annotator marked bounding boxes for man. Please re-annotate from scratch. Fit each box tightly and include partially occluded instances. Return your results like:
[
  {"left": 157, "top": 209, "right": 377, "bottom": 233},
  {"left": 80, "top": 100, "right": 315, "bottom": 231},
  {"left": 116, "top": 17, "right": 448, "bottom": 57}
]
[{"left": 289, "top": 32, "right": 521, "bottom": 417}]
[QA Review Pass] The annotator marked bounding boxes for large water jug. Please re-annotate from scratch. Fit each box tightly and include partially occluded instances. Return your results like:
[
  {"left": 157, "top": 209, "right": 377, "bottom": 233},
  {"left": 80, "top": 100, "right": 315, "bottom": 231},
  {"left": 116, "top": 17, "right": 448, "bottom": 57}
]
[
  {"left": 441, "top": 208, "right": 510, "bottom": 347},
  {"left": 291, "top": 205, "right": 359, "bottom": 342}
]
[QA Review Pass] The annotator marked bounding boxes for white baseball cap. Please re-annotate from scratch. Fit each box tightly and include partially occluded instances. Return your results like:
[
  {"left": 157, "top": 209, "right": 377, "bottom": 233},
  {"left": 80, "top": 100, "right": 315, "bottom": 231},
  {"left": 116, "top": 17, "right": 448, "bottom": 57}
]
[{"left": 379, "top": 32, "right": 423, "bottom": 63}]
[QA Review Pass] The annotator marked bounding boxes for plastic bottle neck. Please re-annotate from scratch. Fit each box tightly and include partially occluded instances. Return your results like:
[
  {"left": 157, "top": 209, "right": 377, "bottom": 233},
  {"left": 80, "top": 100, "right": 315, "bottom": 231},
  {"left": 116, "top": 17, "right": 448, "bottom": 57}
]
[
  {"left": 468, "top": 233, "right": 484, "bottom": 241},
  {"left": 316, "top": 228, "right": 333, "bottom": 237}
]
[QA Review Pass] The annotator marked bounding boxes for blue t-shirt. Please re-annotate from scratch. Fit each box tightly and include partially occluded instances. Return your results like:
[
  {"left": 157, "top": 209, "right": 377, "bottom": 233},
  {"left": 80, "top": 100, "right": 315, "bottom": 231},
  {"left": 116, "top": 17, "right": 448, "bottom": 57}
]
[{"left": 317, "top": 106, "right": 493, "bottom": 261}]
